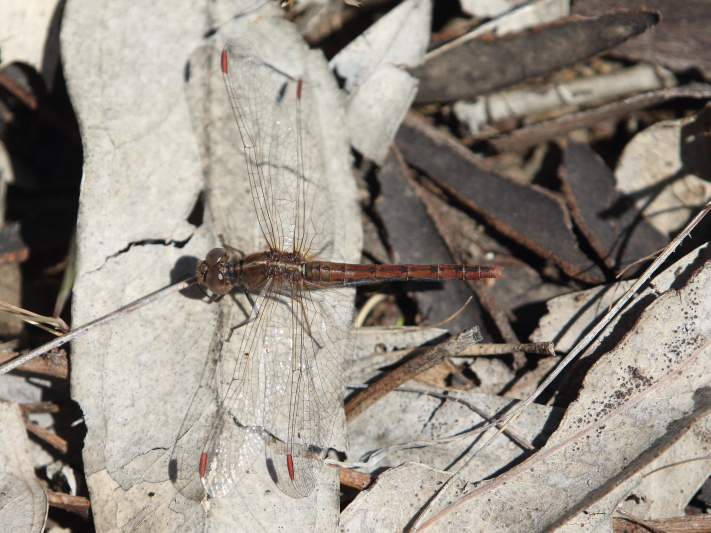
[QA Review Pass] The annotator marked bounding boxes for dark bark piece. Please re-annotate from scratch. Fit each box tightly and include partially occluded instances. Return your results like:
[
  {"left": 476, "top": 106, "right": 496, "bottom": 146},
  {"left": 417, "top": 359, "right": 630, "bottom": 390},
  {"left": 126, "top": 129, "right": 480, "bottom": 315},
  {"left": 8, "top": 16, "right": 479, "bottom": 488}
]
[
  {"left": 361, "top": 212, "right": 391, "bottom": 265},
  {"left": 491, "top": 84, "right": 711, "bottom": 153},
  {"left": 411, "top": 9, "right": 660, "bottom": 104},
  {"left": 413, "top": 183, "right": 571, "bottom": 334},
  {"left": 375, "top": 147, "right": 493, "bottom": 339},
  {"left": 679, "top": 103, "right": 711, "bottom": 182},
  {"left": 573, "top": 0, "right": 711, "bottom": 79},
  {"left": 395, "top": 112, "right": 605, "bottom": 284},
  {"left": 560, "top": 142, "right": 668, "bottom": 276}
]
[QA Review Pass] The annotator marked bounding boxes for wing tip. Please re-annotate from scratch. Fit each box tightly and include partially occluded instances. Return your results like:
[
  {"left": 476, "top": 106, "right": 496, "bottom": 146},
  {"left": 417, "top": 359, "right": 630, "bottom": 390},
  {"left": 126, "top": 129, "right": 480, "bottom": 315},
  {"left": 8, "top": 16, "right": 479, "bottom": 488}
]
[{"left": 221, "top": 49, "right": 229, "bottom": 74}]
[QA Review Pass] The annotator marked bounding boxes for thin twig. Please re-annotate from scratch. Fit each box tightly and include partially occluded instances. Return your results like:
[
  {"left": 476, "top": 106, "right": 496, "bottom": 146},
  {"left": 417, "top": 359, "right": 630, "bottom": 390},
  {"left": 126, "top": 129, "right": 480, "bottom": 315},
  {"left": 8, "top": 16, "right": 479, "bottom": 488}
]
[
  {"left": 355, "top": 293, "right": 390, "bottom": 327},
  {"left": 613, "top": 513, "right": 711, "bottom": 533},
  {"left": 415, "top": 296, "right": 473, "bottom": 331},
  {"left": 615, "top": 509, "right": 668, "bottom": 533},
  {"left": 47, "top": 490, "right": 91, "bottom": 519},
  {"left": 397, "top": 388, "right": 534, "bottom": 450},
  {"left": 466, "top": 342, "right": 555, "bottom": 356},
  {"left": 0, "top": 299, "right": 69, "bottom": 334},
  {"left": 330, "top": 464, "right": 374, "bottom": 490},
  {"left": 19, "top": 401, "right": 66, "bottom": 415},
  {"left": 333, "top": 386, "right": 532, "bottom": 471},
  {"left": 469, "top": 282, "right": 527, "bottom": 369},
  {"left": 383, "top": 341, "right": 555, "bottom": 360},
  {"left": 0, "top": 349, "right": 69, "bottom": 379},
  {"left": 23, "top": 418, "right": 68, "bottom": 453},
  {"left": 0, "top": 278, "right": 195, "bottom": 376},
  {"left": 358, "top": 297, "right": 474, "bottom": 333},
  {"left": 0, "top": 70, "right": 38, "bottom": 110}
]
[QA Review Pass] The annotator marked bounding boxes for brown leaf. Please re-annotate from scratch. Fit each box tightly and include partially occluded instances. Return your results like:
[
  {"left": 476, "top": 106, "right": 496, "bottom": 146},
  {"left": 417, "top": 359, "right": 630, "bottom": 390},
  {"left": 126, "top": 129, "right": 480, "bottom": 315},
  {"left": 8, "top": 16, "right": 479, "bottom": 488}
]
[
  {"left": 573, "top": 0, "right": 711, "bottom": 79},
  {"left": 395, "top": 112, "right": 606, "bottom": 283},
  {"left": 411, "top": 9, "right": 660, "bottom": 103},
  {"left": 375, "top": 147, "right": 494, "bottom": 338},
  {"left": 560, "top": 141, "right": 668, "bottom": 275}
]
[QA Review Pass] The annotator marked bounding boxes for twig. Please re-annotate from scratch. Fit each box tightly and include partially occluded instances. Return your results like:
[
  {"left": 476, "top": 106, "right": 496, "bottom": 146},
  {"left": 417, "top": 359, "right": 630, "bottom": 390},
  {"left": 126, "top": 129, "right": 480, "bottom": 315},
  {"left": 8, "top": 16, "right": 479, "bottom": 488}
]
[
  {"left": 23, "top": 418, "right": 68, "bottom": 454},
  {"left": 358, "top": 297, "right": 474, "bottom": 333},
  {"left": 0, "top": 278, "right": 195, "bottom": 375},
  {"left": 614, "top": 509, "right": 668, "bottom": 533},
  {"left": 383, "top": 341, "right": 555, "bottom": 360},
  {"left": 612, "top": 513, "right": 711, "bottom": 533},
  {"left": 333, "top": 387, "right": 532, "bottom": 471},
  {"left": 19, "top": 401, "right": 66, "bottom": 415},
  {"left": 47, "top": 490, "right": 91, "bottom": 519},
  {"left": 0, "top": 350, "right": 69, "bottom": 379},
  {"left": 0, "top": 300, "right": 69, "bottom": 334},
  {"left": 0, "top": 70, "right": 38, "bottom": 110},
  {"left": 330, "top": 464, "right": 374, "bottom": 490},
  {"left": 468, "top": 282, "right": 527, "bottom": 369},
  {"left": 355, "top": 293, "right": 390, "bottom": 327},
  {"left": 397, "top": 388, "right": 534, "bottom": 450}
]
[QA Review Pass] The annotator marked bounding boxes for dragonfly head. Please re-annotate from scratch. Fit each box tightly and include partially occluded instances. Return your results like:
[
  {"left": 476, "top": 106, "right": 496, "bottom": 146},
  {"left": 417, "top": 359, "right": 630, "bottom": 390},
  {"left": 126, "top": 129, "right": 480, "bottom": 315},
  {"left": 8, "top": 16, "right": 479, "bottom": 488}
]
[{"left": 196, "top": 248, "right": 232, "bottom": 294}]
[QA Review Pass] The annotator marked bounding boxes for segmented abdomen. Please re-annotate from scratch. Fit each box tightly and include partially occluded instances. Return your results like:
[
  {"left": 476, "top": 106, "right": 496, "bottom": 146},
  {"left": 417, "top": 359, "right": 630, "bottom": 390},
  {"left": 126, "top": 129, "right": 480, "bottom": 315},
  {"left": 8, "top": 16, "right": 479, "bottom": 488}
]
[{"left": 303, "top": 262, "right": 503, "bottom": 286}]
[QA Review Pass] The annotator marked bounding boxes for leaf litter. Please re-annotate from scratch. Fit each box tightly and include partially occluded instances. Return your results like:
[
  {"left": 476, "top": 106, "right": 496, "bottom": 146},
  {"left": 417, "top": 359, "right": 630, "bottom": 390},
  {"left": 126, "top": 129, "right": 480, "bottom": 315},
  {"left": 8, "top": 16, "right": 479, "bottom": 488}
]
[{"left": 0, "top": 0, "right": 710, "bottom": 532}]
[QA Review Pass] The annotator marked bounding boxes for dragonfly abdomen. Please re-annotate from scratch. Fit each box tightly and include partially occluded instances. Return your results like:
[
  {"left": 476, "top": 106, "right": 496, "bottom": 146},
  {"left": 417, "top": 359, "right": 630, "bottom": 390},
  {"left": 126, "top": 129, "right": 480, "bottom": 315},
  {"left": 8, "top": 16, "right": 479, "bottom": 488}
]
[{"left": 304, "top": 262, "right": 503, "bottom": 286}]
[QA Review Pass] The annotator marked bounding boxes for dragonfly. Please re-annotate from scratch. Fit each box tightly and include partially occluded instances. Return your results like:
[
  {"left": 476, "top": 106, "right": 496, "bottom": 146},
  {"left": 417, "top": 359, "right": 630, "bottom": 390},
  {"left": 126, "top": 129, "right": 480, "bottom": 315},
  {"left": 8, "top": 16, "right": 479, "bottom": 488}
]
[{"left": 196, "top": 38, "right": 503, "bottom": 499}]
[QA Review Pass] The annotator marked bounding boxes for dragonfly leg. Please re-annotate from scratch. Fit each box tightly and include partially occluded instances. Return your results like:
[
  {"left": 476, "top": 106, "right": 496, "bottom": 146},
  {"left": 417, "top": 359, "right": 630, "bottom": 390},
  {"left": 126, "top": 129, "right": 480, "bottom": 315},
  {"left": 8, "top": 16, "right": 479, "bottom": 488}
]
[
  {"left": 197, "top": 284, "right": 225, "bottom": 303},
  {"left": 225, "top": 289, "right": 259, "bottom": 342},
  {"left": 293, "top": 293, "right": 313, "bottom": 338}
]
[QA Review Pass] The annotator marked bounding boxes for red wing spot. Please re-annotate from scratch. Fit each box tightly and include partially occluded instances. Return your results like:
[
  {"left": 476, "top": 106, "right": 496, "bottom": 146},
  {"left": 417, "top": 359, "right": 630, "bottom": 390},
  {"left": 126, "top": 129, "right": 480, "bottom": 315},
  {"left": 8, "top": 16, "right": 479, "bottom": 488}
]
[
  {"left": 296, "top": 79, "right": 303, "bottom": 100},
  {"left": 287, "top": 454, "right": 295, "bottom": 480},
  {"left": 221, "top": 50, "right": 228, "bottom": 74},
  {"left": 199, "top": 452, "right": 208, "bottom": 478}
]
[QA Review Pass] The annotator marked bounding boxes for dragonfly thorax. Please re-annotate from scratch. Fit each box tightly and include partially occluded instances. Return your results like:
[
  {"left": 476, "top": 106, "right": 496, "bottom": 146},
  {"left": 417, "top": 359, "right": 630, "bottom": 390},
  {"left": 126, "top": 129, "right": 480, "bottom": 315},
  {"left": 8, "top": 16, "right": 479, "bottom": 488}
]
[
  {"left": 242, "top": 249, "right": 308, "bottom": 289},
  {"left": 197, "top": 247, "right": 311, "bottom": 296}
]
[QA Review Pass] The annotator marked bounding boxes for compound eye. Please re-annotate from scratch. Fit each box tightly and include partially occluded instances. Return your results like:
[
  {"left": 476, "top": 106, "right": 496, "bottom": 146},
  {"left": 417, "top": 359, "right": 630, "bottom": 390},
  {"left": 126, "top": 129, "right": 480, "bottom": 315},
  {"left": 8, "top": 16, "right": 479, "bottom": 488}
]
[
  {"left": 205, "top": 266, "right": 230, "bottom": 294},
  {"left": 205, "top": 248, "right": 227, "bottom": 267}
]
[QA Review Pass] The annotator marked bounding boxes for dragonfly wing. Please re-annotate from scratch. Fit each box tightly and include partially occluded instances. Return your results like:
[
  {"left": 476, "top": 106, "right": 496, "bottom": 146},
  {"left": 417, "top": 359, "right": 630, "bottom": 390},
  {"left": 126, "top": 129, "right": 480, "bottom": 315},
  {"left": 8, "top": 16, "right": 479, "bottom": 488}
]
[
  {"left": 221, "top": 38, "right": 338, "bottom": 263},
  {"left": 262, "top": 282, "right": 356, "bottom": 497},
  {"left": 222, "top": 38, "right": 299, "bottom": 254},
  {"left": 200, "top": 280, "right": 285, "bottom": 498},
  {"left": 215, "top": 38, "right": 354, "bottom": 499}
]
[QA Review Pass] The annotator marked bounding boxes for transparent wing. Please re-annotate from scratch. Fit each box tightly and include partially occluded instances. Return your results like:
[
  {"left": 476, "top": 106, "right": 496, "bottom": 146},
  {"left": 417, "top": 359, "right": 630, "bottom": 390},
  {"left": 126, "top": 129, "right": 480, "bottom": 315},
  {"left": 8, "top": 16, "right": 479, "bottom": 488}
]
[
  {"left": 261, "top": 282, "right": 355, "bottom": 497},
  {"left": 200, "top": 280, "right": 282, "bottom": 497},
  {"left": 200, "top": 280, "right": 355, "bottom": 498},
  {"left": 203, "top": 39, "right": 354, "bottom": 499},
  {"left": 221, "top": 38, "right": 337, "bottom": 261}
]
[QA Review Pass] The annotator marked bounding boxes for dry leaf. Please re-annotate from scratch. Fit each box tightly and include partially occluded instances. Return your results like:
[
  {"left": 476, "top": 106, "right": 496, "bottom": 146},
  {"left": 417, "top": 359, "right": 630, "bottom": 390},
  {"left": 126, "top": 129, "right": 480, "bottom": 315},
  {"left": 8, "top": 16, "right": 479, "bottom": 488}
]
[
  {"left": 329, "top": 0, "right": 431, "bottom": 163},
  {"left": 415, "top": 260, "right": 711, "bottom": 532},
  {"left": 65, "top": 1, "right": 357, "bottom": 531},
  {"left": 0, "top": 0, "right": 61, "bottom": 88},
  {"left": 0, "top": 401, "right": 48, "bottom": 532},
  {"left": 615, "top": 105, "right": 711, "bottom": 236}
]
